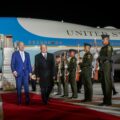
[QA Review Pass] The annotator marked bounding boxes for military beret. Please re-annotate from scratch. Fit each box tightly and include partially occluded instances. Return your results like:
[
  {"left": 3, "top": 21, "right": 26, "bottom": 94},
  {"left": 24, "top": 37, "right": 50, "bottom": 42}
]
[
  {"left": 69, "top": 49, "right": 76, "bottom": 53},
  {"left": 84, "top": 43, "right": 91, "bottom": 47},
  {"left": 101, "top": 34, "right": 110, "bottom": 39}
]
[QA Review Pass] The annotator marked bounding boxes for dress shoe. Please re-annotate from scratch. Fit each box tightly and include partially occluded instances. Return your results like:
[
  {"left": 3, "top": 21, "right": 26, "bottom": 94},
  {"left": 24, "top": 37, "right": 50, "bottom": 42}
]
[
  {"left": 106, "top": 103, "right": 112, "bottom": 106},
  {"left": 32, "top": 89, "right": 36, "bottom": 92},
  {"left": 113, "top": 92, "right": 118, "bottom": 95},
  {"left": 77, "top": 90, "right": 81, "bottom": 93},
  {"left": 18, "top": 99, "right": 22, "bottom": 105},
  {"left": 61, "top": 95, "right": 68, "bottom": 98},
  {"left": 64, "top": 96, "right": 68, "bottom": 98},
  {"left": 25, "top": 101, "right": 30, "bottom": 105},
  {"left": 69, "top": 96, "right": 78, "bottom": 99},
  {"left": 72, "top": 96, "right": 78, "bottom": 98},
  {"left": 98, "top": 102, "right": 106, "bottom": 106},
  {"left": 17, "top": 102, "right": 22, "bottom": 105},
  {"left": 61, "top": 95, "right": 65, "bottom": 97},
  {"left": 81, "top": 99, "right": 92, "bottom": 102},
  {"left": 55, "top": 93, "right": 61, "bottom": 95},
  {"left": 42, "top": 101, "right": 48, "bottom": 105}
]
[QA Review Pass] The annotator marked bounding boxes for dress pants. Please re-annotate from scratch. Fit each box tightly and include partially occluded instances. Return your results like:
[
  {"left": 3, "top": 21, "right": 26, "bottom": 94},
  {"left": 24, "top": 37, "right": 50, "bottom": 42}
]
[{"left": 16, "top": 70, "right": 30, "bottom": 104}]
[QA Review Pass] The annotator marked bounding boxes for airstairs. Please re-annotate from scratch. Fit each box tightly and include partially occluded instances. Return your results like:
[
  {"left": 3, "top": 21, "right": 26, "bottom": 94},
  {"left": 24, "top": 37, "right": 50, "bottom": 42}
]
[{"left": 0, "top": 35, "right": 16, "bottom": 90}]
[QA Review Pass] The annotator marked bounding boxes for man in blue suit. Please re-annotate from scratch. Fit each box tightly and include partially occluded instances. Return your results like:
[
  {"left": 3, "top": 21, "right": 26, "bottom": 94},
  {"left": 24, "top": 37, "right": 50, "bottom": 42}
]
[{"left": 11, "top": 42, "right": 32, "bottom": 105}]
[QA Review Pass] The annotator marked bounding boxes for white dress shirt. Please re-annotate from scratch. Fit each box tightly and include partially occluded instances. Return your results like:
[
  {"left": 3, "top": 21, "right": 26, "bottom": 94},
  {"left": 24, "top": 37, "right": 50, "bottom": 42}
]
[
  {"left": 42, "top": 52, "right": 47, "bottom": 59},
  {"left": 19, "top": 51, "right": 25, "bottom": 62}
]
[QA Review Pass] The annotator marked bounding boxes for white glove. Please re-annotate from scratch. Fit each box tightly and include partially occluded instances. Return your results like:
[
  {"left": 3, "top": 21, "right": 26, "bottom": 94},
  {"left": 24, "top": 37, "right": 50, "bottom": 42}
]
[
  {"left": 65, "top": 65, "right": 68, "bottom": 69},
  {"left": 94, "top": 53, "right": 99, "bottom": 59},
  {"left": 77, "top": 60, "right": 80, "bottom": 64}
]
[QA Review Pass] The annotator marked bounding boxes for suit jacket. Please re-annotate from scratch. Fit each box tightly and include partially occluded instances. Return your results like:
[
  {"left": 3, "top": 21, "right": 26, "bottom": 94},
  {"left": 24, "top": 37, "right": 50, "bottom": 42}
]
[
  {"left": 11, "top": 51, "right": 32, "bottom": 76},
  {"left": 34, "top": 53, "right": 55, "bottom": 86}
]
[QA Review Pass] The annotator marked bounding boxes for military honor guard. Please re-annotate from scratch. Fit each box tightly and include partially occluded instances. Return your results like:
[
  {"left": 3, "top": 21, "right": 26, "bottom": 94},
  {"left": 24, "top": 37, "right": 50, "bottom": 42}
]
[
  {"left": 80, "top": 43, "right": 93, "bottom": 102},
  {"left": 68, "top": 49, "right": 78, "bottom": 98},
  {"left": 61, "top": 52, "right": 69, "bottom": 98},
  {"left": 98, "top": 34, "right": 113, "bottom": 106},
  {"left": 55, "top": 55, "right": 62, "bottom": 95}
]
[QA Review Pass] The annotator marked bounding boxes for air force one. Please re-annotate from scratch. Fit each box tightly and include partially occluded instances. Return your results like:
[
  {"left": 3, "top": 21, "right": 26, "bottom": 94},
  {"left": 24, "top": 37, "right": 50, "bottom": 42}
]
[{"left": 0, "top": 17, "right": 120, "bottom": 81}]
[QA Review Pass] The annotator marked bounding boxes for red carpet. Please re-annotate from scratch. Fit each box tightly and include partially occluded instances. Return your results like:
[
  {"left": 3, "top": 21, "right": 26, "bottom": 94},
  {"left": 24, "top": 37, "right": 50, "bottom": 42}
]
[{"left": 1, "top": 92, "right": 120, "bottom": 120}]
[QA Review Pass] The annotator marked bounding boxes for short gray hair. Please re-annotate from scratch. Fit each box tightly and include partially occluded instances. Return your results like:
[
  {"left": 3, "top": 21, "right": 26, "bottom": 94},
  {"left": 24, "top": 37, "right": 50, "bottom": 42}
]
[
  {"left": 40, "top": 44, "right": 47, "bottom": 49},
  {"left": 17, "top": 42, "right": 24, "bottom": 46}
]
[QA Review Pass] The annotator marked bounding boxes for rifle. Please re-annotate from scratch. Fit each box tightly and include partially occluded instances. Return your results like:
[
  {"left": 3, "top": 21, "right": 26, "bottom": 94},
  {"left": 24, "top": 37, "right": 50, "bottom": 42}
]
[
  {"left": 76, "top": 44, "right": 81, "bottom": 81},
  {"left": 63, "top": 52, "right": 69, "bottom": 82},
  {"left": 57, "top": 55, "right": 62, "bottom": 83},
  {"left": 92, "top": 38, "right": 99, "bottom": 81}
]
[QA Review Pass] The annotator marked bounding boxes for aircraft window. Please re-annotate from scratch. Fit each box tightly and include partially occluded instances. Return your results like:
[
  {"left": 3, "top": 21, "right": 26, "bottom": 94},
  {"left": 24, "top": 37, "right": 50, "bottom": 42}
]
[
  {"left": 46, "top": 41, "right": 49, "bottom": 45},
  {"left": 114, "top": 41, "right": 116, "bottom": 45},
  {"left": 29, "top": 41, "right": 31, "bottom": 45},
  {"left": 33, "top": 41, "right": 36, "bottom": 45},
  {"left": 40, "top": 41, "right": 44, "bottom": 44},
  {"left": 56, "top": 41, "right": 58, "bottom": 45},
  {"left": 118, "top": 42, "right": 120, "bottom": 46},
  {"left": 36, "top": 40, "right": 40, "bottom": 45},
  {"left": 48, "top": 41, "right": 50, "bottom": 45},
  {"left": 30, "top": 41, "right": 34, "bottom": 45},
  {"left": 45, "top": 41, "right": 47, "bottom": 44},
  {"left": 51, "top": 41, "right": 55, "bottom": 44},
  {"left": 29, "top": 40, "right": 65, "bottom": 45},
  {"left": 113, "top": 41, "right": 120, "bottom": 46},
  {"left": 60, "top": 41, "right": 62, "bottom": 45},
  {"left": 90, "top": 41, "right": 93, "bottom": 46}
]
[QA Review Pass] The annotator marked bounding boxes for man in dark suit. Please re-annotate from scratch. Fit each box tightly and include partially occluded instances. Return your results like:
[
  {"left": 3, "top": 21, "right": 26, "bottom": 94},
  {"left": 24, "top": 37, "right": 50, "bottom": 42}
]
[
  {"left": 11, "top": 42, "right": 32, "bottom": 105},
  {"left": 34, "top": 44, "right": 55, "bottom": 105}
]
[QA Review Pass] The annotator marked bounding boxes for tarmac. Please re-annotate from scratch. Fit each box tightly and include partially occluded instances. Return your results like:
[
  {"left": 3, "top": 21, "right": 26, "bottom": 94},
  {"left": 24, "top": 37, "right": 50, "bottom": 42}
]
[{"left": 0, "top": 82, "right": 120, "bottom": 118}]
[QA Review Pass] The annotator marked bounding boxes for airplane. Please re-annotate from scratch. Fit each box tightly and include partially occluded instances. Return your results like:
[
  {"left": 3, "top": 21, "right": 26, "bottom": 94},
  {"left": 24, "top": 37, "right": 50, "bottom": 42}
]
[{"left": 0, "top": 17, "right": 120, "bottom": 81}]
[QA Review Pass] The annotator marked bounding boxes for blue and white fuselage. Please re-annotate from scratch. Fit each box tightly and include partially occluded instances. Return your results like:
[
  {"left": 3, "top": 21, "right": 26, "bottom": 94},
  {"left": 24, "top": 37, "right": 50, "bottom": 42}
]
[
  {"left": 0, "top": 17, "right": 120, "bottom": 66},
  {"left": 0, "top": 17, "right": 120, "bottom": 47}
]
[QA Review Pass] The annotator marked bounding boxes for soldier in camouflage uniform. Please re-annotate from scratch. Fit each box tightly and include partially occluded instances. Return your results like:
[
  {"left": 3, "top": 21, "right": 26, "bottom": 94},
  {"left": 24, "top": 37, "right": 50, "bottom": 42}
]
[
  {"left": 55, "top": 55, "right": 62, "bottom": 95},
  {"left": 68, "top": 49, "right": 78, "bottom": 98},
  {"left": 61, "top": 53, "right": 69, "bottom": 97},
  {"left": 80, "top": 43, "right": 93, "bottom": 102},
  {"left": 98, "top": 34, "right": 113, "bottom": 106}
]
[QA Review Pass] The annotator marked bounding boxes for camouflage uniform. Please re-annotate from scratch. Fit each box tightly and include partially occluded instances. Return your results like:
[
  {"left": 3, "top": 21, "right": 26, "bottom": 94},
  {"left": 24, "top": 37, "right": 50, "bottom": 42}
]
[
  {"left": 61, "top": 59, "right": 69, "bottom": 97},
  {"left": 68, "top": 57, "right": 78, "bottom": 98},
  {"left": 55, "top": 63, "right": 62, "bottom": 95}
]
